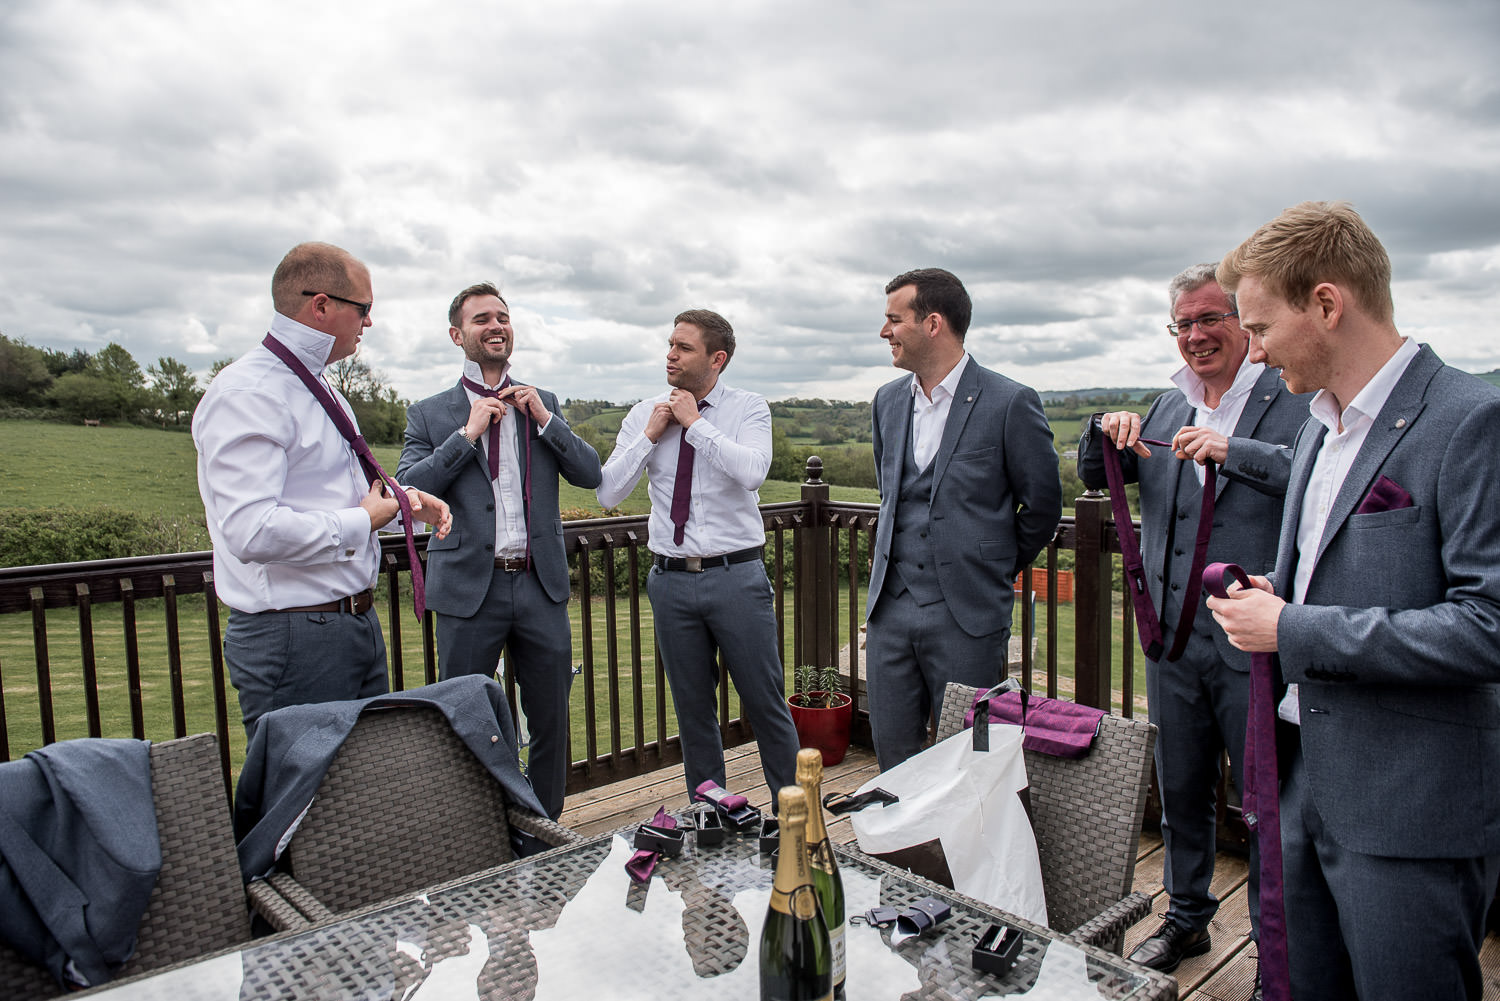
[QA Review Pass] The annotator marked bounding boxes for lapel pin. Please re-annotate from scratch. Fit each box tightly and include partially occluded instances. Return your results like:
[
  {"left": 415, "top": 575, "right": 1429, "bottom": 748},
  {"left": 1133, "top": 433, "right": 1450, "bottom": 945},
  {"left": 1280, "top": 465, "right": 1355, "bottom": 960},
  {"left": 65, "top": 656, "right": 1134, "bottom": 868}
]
[
  {"left": 1394, "top": 418, "right": 1406, "bottom": 428},
  {"left": 1262, "top": 395, "right": 1271, "bottom": 401},
  {"left": 966, "top": 396, "right": 974, "bottom": 403}
]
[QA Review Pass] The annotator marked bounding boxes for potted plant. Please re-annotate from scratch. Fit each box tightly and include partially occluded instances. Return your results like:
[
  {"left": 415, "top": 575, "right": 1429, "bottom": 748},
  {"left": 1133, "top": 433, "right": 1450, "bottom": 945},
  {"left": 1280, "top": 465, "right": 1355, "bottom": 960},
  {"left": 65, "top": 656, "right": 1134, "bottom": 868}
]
[{"left": 787, "top": 664, "right": 854, "bottom": 766}]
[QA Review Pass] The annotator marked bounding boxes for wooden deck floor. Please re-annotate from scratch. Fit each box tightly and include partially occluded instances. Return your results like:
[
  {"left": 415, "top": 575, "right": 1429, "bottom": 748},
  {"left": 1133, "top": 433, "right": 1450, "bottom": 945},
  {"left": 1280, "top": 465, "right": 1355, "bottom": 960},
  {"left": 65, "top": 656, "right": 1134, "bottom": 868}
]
[{"left": 558, "top": 742, "right": 1500, "bottom": 1000}]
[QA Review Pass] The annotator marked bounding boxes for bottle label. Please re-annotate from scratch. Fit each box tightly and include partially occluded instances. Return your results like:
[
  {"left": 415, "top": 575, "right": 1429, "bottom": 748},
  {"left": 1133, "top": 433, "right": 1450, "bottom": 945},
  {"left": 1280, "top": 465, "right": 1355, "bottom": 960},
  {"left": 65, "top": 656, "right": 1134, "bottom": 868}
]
[
  {"left": 789, "top": 885, "right": 819, "bottom": 921},
  {"left": 830, "top": 922, "right": 846, "bottom": 984}
]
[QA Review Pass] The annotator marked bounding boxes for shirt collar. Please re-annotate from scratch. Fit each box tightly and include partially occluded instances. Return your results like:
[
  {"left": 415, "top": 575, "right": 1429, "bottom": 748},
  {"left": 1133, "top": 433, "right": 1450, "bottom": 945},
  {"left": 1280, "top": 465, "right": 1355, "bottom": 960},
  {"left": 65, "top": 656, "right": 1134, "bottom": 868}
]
[
  {"left": 1170, "top": 357, "right": 1265, "bottom": 412},
  {"left": 269, "top": 312, "right": 338, "bottom": 374},
  {"left": 462, "top": 357, "right": 511, "bottom": 390},
  {"left": 1309, "top": 336, "right": 1419, "bottom": 433},
  {"left": 909, "top": 352, "right": 971, "bottom": 403}
]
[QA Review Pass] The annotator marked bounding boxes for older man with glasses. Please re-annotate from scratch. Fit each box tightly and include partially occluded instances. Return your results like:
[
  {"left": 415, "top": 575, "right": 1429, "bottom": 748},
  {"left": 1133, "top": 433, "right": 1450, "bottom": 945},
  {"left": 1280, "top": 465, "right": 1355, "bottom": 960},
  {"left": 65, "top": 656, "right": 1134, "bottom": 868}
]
[
  {"left": 194, "top": 242, "right": 450, "bottom": 736},
  {"left": 1077, "top": 264, "right": 1310, "bottom": 991}
]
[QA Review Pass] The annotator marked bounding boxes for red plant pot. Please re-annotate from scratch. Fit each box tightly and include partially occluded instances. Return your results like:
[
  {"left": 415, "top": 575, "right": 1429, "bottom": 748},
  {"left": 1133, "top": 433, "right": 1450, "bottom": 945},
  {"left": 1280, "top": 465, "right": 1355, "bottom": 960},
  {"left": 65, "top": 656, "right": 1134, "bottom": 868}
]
[{"left": 787, "top": 691, "right": 854, "bottom": 766}]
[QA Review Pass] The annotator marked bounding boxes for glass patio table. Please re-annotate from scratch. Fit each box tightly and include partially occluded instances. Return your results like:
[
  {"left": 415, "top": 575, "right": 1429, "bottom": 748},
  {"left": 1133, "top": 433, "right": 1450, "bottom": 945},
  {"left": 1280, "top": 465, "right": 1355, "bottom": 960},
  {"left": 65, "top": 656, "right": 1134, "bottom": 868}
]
[{"left": 79, "top": 825, "right": 1175, "bottom": 1000}]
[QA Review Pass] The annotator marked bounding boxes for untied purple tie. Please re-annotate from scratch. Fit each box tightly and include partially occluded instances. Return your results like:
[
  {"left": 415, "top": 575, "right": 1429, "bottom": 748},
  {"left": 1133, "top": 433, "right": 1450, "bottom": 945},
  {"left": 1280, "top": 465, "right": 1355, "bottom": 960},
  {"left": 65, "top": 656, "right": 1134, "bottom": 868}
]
[
  {"left": 1204, "top": 561, "right": 1289, "bottom": 1001},
  {"left": 262, "top": 334, "right": 425, "bottom": 620},
  {"left": 669, "top": 399, "right": 709, "bottom": 546}
]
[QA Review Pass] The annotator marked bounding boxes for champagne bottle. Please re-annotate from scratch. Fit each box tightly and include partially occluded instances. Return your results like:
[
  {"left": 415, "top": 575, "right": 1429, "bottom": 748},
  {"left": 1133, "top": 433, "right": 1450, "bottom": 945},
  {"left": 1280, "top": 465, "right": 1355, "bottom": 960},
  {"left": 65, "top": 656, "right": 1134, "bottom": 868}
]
[
  {"left": 760, "top": 786, "right": 833, "bottom": 1001},
  {"left": 796, "top": 748, "right": 847, "bottom": 999}
]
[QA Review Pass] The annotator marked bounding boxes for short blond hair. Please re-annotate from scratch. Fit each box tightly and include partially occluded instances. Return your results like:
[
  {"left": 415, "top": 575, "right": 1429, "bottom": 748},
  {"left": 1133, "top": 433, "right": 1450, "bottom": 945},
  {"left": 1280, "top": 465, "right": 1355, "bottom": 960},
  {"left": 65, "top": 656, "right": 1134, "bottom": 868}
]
[
  {"left": 1218, "top": 201, "right": 1393, "bottom": 323},
  {"left": 271, "top": 242, "right": 365, "bottom": 317}
]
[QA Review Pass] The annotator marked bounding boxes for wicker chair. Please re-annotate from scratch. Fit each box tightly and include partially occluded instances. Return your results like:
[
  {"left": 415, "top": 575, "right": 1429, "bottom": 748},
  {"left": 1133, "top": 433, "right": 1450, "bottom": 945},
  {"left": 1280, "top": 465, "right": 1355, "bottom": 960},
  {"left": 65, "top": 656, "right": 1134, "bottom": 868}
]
[
  {"left": 259, "top": 704, "right": 582, "bottom": 927},
  {"left": 930, "top": 682, "right": 1158, "bottom": 952},
  {"left": 842, "top": 681, "right": 1156, "bottom": 953},
  {"left": 0, "top": 733, "right": 252, "bottom": 1000}
]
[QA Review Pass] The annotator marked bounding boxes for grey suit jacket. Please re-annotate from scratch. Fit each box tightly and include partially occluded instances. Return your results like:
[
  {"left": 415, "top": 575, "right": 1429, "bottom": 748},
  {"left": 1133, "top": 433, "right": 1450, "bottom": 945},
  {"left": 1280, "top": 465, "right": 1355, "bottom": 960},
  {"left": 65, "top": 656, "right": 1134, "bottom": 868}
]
[
  {"left": 1077, "top": 366, "right": 1310, "bottom": 670},
  {"left": 1272, "top": 345, "right": 1500, "bottom": 858},
  {"left": 398, "top": 381, "right": 602, "bottom": 616},
  {"left": 866, "top": 360, "right": 1062, "bottom": 638}
]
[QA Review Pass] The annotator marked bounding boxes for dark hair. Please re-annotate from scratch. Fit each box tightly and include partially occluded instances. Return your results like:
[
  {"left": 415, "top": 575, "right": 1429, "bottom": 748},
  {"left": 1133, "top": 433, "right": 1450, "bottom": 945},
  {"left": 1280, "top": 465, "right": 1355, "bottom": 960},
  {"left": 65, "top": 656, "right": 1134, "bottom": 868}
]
[
  {"left": 885, "top": 268, "right": 972, "bottom": 338},
  {"left": 448, "top": 282, "right": 508, "bottom": 327},
  {"left": 673, "top": 308, "right": 736, "bottom": 368}
]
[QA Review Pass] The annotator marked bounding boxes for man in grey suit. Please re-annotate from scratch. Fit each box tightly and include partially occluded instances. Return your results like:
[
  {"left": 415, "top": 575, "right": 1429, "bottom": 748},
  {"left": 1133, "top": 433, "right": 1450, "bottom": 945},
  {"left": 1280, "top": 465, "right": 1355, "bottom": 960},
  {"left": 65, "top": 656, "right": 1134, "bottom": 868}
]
[
  {"left": 1077, "top": 264, "right": 1309, "bottom": 979},
  {"left": 865, "top": 268, "right": 1062, "bottom": 771},
  {"left": 398, "top": 283, "right": 602, "bottom": 819},
  {"left": 1209, "top": 201, "right": 1500, "bottom": 1000}
]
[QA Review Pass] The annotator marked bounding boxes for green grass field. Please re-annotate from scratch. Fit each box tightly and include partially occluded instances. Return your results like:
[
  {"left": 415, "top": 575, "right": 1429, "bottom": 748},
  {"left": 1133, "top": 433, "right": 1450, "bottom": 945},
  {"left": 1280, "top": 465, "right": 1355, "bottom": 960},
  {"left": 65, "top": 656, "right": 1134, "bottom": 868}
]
[{"left": 0, "top": 420, "right": 878, "bottom": 559}]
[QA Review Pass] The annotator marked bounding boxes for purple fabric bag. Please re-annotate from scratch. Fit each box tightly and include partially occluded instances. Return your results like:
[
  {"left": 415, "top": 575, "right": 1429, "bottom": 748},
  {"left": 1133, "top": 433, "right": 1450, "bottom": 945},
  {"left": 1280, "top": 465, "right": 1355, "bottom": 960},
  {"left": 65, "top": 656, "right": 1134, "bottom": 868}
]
[{"left": 963, "top": 688, "right": 1105, "bottom": 759}]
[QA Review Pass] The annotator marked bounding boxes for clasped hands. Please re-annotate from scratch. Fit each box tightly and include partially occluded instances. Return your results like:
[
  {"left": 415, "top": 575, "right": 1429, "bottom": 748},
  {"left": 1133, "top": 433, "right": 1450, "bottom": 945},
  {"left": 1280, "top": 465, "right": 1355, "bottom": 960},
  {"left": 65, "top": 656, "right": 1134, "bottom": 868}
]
[
  {"left": 1097, "top": 411, "right": 1228, "bottom": 465},
  {"left": 643, "top": 389, "right": 704, "bottom": 443},
  {"left": 464, "top": 385, "right": 551, "bottom": 442}
]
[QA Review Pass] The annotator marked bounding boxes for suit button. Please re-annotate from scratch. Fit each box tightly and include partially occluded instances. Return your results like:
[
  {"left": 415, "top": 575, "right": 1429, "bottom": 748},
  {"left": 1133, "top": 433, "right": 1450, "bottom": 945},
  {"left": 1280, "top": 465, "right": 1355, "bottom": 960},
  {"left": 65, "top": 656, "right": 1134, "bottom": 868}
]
[
  {"left": 1177, "top": 512, "right": 1188, "bottom": 520},
  {"left": 919, "top": 532, "right": 927, "bottom": 539},
  {"left": 916, "top": 564, "right": 925, "bottom": 570},
  {"left": 486, "top": 504, "right": 495, "bottom": 512},
  {"left": 1174, "top": 548, "right": 1184, "bottom": 556},
  {"left": 1171, "top": 584, "right": 1180, "bottom": 591}
]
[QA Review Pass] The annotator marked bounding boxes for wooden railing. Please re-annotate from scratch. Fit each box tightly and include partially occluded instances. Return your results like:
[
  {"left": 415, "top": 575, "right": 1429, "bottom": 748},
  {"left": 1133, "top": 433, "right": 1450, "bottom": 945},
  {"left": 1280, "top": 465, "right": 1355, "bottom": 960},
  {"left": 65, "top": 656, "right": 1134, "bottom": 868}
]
[{"left": 0, "top": 459, "right": 1144, "bottom": 802}]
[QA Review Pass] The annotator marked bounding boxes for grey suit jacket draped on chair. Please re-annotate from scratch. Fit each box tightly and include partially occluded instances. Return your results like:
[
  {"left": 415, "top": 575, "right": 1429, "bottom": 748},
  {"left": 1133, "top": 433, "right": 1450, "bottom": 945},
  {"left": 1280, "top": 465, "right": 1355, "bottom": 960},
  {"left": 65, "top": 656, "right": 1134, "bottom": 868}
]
[
  {"left": 1271, "top": 345, "right": 1500, "bottom": 858},
  {"left": 866, "top": 360, "right": 1062, "bottom": 638},
  {"left": 1077, "top": 365, "right": 1309, "bottom": 670},
  {"left": 397, "top": 382, "right": 602, "bottom": 617}
]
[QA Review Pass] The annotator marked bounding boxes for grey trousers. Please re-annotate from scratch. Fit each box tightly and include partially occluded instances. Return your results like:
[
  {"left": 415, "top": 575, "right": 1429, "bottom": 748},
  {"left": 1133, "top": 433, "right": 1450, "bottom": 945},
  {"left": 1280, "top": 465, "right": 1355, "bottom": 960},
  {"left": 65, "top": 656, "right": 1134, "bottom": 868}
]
[
  {"left": 646, "top": 559, "right": 800, "bottom": 804},
  {"left": 1145, "top": 634, "right": 1258, "bottom": 939},
  {"left": 225, "top": 606, "right": 388, "bottom": 737},
  {"left": 1281, "top": 745, "right": 1499, "bottom": 1000},
  {"left": 435, "top": 565, "right": 574, "bottom": 820},
  {"left": 864, "top": 587, "right": 1008, "bottom": 771}
]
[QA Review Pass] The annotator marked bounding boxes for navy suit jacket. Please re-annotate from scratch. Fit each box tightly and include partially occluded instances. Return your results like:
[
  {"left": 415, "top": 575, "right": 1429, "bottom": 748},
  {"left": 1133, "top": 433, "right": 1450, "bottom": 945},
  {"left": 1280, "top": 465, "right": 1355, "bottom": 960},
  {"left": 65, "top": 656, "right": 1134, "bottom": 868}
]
[
  {"left": 1272, "top": 345, "right": 1500, "bottom": 858},
  {"left": 1077, "top": 365, "right": 1310, "bottom": 670},
  {"left": 398, "top": 381, "right": 601, "bottom": 616},
  {"left": 866, "top": 360, "right": 1062, "bottom": 638}
]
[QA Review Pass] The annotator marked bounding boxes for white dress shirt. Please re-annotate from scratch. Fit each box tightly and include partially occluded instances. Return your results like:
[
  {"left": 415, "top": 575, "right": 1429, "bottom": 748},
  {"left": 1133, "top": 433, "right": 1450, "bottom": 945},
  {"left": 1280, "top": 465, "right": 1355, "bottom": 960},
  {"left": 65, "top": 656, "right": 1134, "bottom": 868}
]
[
  {"left": 909, "top": 353, "right": 971, "bottom": 471},
  {"left": 192, "top": 312, "right": 379, "bottom": 613},
  {"left": 459, "top": 359, "right": 551, "bottom": 560},
  {"left": 1279, "top": 335, "right": 1420, "bottom": 723},
  {"left": 1170, "top": 357, "right": 1265, "bottom": 484},
  {"left": 596, "top": 380, "right": 771, "bottom": 557}
]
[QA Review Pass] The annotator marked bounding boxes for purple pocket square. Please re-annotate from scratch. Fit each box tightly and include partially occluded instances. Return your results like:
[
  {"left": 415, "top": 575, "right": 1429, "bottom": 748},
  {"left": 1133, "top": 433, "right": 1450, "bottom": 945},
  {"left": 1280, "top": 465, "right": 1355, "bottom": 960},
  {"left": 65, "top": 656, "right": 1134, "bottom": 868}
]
[{"left": 1356, "top": 475, "right": 1413, "bottom": 515}]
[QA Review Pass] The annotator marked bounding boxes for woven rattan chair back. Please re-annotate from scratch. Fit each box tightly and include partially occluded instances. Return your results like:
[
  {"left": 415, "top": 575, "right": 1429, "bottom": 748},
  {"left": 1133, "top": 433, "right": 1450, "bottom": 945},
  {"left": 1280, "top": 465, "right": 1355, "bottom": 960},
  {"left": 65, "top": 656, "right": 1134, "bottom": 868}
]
[
  {"left": 936, "top": 682, "right": 1157, "bottom": 935},
  {"left": 0, "top": 733, "right": 249, "bottom": 1000},
  {"left": 283, "top": 705, "right": 518, "bottom": 913}
]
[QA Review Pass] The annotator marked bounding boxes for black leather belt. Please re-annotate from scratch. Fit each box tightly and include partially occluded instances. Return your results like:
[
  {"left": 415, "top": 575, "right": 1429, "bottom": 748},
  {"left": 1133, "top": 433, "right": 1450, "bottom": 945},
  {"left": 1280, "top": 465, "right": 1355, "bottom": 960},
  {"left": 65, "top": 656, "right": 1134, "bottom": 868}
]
[
  {"left": 278, "top": 589, "right": 374, "bottom": 615},
  {"left": 494, "top": 556, "right": 529, "bottom": 573},
  {"left": 653, "top": 546, "right": 762, "bottom": 573}
]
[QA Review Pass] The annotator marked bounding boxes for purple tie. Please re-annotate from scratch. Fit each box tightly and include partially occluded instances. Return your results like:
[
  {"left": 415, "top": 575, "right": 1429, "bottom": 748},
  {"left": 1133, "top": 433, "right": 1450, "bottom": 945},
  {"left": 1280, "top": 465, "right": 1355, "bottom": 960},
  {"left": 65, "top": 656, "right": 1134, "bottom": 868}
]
[
  {"left": 669, "top": 400, "right": 708, "bottom": 546},
  {"left": 1100, "top": 433, "right": 1216, "bottom": 663},
  {"left": 460, "top": 376, "right": 533, "bottom": 570},
  {"left": 1204, "top": 562, "right": 1289, "bottom": 1001},
  {"left": 262, "top": 335, "right": 425, "bottom": 620}
]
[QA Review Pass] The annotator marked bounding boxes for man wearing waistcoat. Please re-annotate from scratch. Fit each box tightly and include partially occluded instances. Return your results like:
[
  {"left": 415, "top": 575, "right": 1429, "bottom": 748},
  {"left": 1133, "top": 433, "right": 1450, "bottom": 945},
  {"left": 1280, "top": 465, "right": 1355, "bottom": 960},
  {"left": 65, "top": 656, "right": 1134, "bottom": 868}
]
[
  {"left": 398, "top": 282, "right": 602, "bottom": 819},
  {"left": 1209, "top": 202, "right": 1500, "bottom": 1000},
  {"left": 865, "top": 268, "right": 1062, "bottom": 771},
  {"left": 1077, "top": 264, "right": 1310, "bottom": 983}
]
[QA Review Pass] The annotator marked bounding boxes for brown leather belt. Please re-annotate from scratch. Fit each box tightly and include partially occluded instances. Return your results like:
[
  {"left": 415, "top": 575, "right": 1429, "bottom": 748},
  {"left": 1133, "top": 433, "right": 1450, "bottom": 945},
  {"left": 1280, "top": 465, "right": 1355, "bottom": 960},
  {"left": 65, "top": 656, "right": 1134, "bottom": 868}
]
[
  {"left": 494, "top": 556, "right": 529, "bottom": 573},
  {"left": 278, "top": 589, "right": 374, "bottom": 615}
]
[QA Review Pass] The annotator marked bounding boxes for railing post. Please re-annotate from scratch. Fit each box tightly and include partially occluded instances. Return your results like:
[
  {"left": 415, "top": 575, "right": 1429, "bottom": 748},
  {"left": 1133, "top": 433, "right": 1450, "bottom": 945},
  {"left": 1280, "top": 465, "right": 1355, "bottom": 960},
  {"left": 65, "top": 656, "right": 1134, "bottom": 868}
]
[
  {"left": 794, "top": 456, "right": 835, "bottom": 672},
  {"left": 1072, "top": 490, "right": 1115, "bottom": 710}
]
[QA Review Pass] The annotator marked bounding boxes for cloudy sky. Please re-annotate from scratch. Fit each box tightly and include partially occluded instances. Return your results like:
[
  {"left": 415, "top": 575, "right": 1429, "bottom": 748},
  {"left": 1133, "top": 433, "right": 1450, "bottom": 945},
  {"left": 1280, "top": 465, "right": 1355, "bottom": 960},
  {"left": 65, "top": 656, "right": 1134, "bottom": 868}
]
[{"left": 2, "top": 0, "right": 1497, "bottom": 407}]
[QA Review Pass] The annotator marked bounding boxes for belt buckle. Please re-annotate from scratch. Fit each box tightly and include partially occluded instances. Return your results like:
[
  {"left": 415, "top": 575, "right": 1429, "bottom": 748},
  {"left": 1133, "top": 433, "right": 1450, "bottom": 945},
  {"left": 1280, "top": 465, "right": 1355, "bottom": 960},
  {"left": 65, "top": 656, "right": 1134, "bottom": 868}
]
[{"left": 683, "top": 557, "right": 703, "bottom": 573}]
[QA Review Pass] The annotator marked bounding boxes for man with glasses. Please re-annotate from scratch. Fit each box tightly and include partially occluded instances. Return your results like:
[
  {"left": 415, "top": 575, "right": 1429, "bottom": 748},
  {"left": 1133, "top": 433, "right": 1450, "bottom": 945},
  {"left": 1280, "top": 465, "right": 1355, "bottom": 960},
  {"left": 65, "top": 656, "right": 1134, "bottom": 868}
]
[
  {"left": 1077, "top": 264, "right": 1309, "bottom": 985},
  {"left": 194, "top": 242, "right": 450, "bottom": 735},
  {"left": 398, "top": 282, "right": 601, "bottom": 820}
]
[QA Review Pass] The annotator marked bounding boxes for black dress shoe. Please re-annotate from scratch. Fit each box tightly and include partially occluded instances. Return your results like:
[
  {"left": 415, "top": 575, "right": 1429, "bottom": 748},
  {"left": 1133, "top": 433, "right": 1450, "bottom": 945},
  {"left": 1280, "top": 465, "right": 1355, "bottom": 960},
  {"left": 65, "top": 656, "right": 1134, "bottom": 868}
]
[{"left": 1126, "top": 919, "right": 1212, "bottom": 973}]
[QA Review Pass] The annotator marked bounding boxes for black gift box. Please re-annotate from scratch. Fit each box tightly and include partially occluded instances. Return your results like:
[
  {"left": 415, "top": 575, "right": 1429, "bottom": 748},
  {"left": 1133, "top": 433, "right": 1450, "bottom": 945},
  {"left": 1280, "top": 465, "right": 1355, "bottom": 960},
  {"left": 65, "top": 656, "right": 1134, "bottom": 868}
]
[
  {"left": 758, "top": 817, "right": 780, "bottom": 853},
  {"left": 632, "top": 823, "right": 685, "bottom": 856},
  {"left": 972, "top": 924, "right": 1023, "bottom": 975},
  {"left": 693, "top": 808, "right": 726, "bottom": 846}
]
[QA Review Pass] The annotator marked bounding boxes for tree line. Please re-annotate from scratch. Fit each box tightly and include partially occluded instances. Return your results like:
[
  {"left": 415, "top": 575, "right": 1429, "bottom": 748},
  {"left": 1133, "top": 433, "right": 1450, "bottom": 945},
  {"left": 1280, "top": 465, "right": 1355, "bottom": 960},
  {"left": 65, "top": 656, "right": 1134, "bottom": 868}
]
[{"left": 0, "top": 333, "right": 407, "bottom": 443}]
